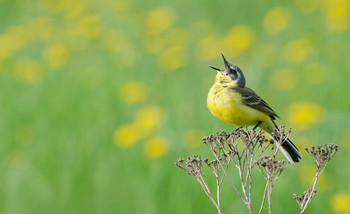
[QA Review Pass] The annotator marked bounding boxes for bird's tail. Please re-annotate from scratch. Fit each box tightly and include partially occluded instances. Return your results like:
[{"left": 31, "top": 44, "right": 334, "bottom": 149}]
[{"left": 265, "top": 121, "right": 302, "bottom": 163}]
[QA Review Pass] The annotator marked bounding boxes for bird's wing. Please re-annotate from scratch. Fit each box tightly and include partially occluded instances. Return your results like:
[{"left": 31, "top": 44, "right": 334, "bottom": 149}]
[{"left": 232, "top": 87, "right": 280, "bottom": 120}]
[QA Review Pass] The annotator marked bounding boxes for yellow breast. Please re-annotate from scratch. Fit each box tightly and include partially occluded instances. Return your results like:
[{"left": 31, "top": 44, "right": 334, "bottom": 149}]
[{"left": 207, "top": 83, "right": 270, "bottom": 127}]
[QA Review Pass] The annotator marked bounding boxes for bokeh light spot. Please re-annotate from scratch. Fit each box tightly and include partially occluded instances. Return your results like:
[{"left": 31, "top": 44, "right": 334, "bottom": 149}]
[
  {"left": 119, "top": 81, "right": 149, "bottom": 104},
  {"left": 299, "top": 165, "right": 329, "bottom": 192},
  {"left": 158, "top": 46, "right": 187, "bottom": 71},
  {"left": 287, "top": 102, "right": 326, "bottom": 131},
  {"left": 196, "top": 35, "right": 222, "bottom": 61},
  {"left": 294, "top": 0, "right": 320, "bottom": 13},
  {"left": 330, "top": 194, "right": 350, "bottom": 212},
  {"left": 222, "top": 25, "right": 255, "bottom": 58},
  {"left": 114, "top": 124, "right": 145, "bottom": 148},
  {"left": 12, "top": 59, "right": 45, "bottom": 83},
  {"left": 263, "top": 7, "right": 290, "bottom": 34},
  {"left": 325, "top": 0, "right": 349, "bottom": 32},
  {"left": 144, "top": 136, "right": 169, "bottom": 158},
  {"left": 146, "top": 7, "right": 174, "bottom": 34},
  {"left": 284, "top": 38, "right": 314, "bottom": 64},
  {"left": 45, "top": 44, "right": 70, "bottom": 69},
  {"left": 135, "top": 106, "right": 164, "bottom": 132},
  {"left": 76, "top": 15, "right": 102, "bottom": 39}
]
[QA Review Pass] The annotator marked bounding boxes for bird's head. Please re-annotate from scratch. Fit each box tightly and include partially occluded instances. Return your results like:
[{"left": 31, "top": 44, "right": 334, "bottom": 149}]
[{"left": 210, "top": 54, "right": 246, "bottom": 87}]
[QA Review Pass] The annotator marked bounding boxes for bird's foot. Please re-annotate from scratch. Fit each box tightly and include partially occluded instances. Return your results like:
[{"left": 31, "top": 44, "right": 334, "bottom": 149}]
[{"left": 253, "top": 121, "right": 262, "bottom": 131}]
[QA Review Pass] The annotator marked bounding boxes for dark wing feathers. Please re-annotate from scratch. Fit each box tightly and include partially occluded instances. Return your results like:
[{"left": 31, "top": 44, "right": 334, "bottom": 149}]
[{"left": 233, "top": 87, "right": 280, "bottom": 120}]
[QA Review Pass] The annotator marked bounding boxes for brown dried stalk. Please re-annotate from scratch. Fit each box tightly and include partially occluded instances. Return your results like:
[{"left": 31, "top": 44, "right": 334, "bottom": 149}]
[
  {"left": 255, "top": 156, "right": 287, "bottom": 214},
  {"left": 293, "top": 144, "right": 338, "bottom": 214}
]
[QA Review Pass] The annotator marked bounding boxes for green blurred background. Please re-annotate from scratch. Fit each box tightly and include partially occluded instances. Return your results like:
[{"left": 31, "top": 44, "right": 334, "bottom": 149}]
[{"left": 1, "top": 0, "right": 350, "bottom": 213}]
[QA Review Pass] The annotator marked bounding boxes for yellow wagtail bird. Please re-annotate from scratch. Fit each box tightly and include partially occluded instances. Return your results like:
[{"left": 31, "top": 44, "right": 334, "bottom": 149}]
[{"left": 207, "top": 54, "right": 302, "bottom": 163}]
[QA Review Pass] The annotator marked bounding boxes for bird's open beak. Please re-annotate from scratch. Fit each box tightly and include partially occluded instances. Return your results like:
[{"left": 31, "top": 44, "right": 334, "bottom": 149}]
[
  {"left": 209, "top": 54, "right": 230, "bottom": 72},
  {"left": 209, "top": 66, "right": 221, "bottom": 71},
  {"left": 221, "top": 53, "right": 229, "bottom": 69}
]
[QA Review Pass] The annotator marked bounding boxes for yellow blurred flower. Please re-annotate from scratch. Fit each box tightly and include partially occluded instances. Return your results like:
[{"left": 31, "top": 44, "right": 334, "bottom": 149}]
[
  {"left": 284, "top": 38, "right": 314, "bottom": 64},
  {"left": 303, "top": 63, "right": 328, "bottom": 84},
  {"left": 42, "top": 0, "right": 84, "bottom": 15},
  {"left": 42, "top": 0, "right": 67, "bottom": 14},
  {"left": 64, "top": 0, "right": 88, "bottom": 19},
  {"left": 15, "top": 126, "right": 34, "bottom": 145},
  {"left": 195, "top": 35, "right": 222, "bottom": 61},
  {"left": 272, "top": 68, "right": 297, "bottom": 91},
  {"left": 0, "top": 35, "right": 14, "bottom": 61},
  {"left": 294, "top": 0, "right": 320, "bottom": 13},
  {"left": 158, "top": 46, "right": 187, "bottom": 71},
  {"left": 263, "top": 7, "right": 290, "bottom": 34},
  {"left": 299, "top": 165, "right": 329, "bottom": 192},
  {"left": 287, "top": 102, "right": 326, "bottom": 131},
  {"left": 102, "top": 30, "right": 128, "bottom": 53},
  {"left": 144, "top": 136, "right": 169, "bottom": 158},
  {"left": 185, "top": 129, "right": 205, "bottom": 149},
  {"left": 325, "top": 0, "right": 349, "bottom": 32},
  {"left": 330, "top": 194, "right": 350, "bottom": 212},
  {"left": 0, "top": 26, "right": 31, "bottom": 60},
  {"left": 113, "top": 123, "right": 145, "bottom": 148},
  {"left": 29, "top": 16, "right": 55, "bottom": 41},
  {"left": 135, "top": 106, "right": 164, "bottom": 132},
  {"left": 44, "top": 44, "right": 70, "bottom": 69},
  {"left": 222, "top": 25, "right": 255, "bottom": 58},
  {"left": 119, "top": 81, "right": 149, "bottom": 104},
  {"left": 7, "top": 25, "right": 31, "bottom": 50},
  {"left": 110, "top": 0, "right": 130, "bottom": 11},
  {"left": 12, "top": 59, "right": 45, "bottom": 83},
  {"left": 146, "top": 7, "right": 174, "bottom": 34},
  {"left": 76, "top": 15, "right": 102, "bottom": 39}
]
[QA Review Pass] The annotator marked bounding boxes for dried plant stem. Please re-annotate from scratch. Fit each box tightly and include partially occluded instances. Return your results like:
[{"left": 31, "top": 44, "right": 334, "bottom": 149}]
[
  {"left": 293, "top": 144, "right": 338, "bottom": 214},
  {"left": 268, "top": 181, "right": 273, "bottom": 214},
  {"left": 300, "top": 171, "right": 319, "bottom": 213},
  {"left": 259, "top": 181, "right": 269, "bottom": 214},
  {"left": 197, "top": 172, "right": 222, "bottom": 214},
  {"left": 212, "top": 150, "right": 245, "bottom": 203}
]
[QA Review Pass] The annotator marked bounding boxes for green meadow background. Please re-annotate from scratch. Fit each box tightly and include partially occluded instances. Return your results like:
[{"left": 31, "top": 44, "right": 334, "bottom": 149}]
[{"left": 1, "top": 0, "right": 350, "bottom": 213}]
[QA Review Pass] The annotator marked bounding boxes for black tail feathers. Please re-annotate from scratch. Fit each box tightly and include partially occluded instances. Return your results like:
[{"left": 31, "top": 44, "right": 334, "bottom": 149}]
[{"left": 281, "top": 137, "right": 302, "bottom": 163}]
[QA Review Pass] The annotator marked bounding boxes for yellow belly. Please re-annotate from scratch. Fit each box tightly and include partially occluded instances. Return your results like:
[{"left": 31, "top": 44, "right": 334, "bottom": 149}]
[{"left": 207, "top": 85, "right": 273, "bottom": 131}]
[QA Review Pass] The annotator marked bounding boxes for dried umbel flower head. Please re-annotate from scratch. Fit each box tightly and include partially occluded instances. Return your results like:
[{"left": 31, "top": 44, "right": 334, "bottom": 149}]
[
  {"left": 255, "top": 156, "right": 287, "bottom": 183},
  {"left": 305, "top": 144, "right": 338, "bottom": 168}
]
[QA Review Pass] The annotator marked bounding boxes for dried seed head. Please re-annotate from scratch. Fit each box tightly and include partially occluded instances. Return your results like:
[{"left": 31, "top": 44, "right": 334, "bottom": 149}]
[
  {"left": 177, "top": 157, "right": 184, "bottom": 163},
  {"left": 204, "top": 158, "right": 209, "bottom": 164}
]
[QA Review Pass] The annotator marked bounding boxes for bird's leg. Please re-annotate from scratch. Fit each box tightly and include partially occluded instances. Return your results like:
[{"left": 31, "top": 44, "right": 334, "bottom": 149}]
[
  {"left": 234, "top": 126, "right": 243, "bottom": 132},
  {"left": 226, "top": 126, "right": 243, "bottom": 139},
  {"left": 253, "top": 121, "right": 262, "bottom": 131}
]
